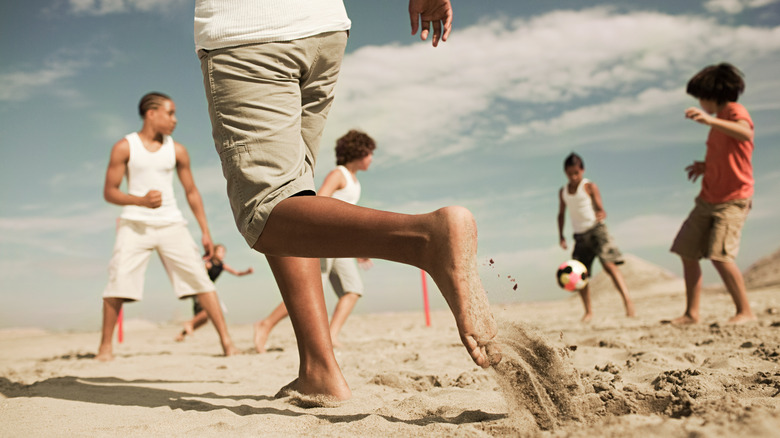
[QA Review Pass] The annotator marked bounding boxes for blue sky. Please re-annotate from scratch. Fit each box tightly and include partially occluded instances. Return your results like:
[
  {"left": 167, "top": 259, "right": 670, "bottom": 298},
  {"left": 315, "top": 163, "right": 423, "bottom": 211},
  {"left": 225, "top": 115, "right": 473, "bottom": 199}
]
[{"left": 1, "top": 0, "right": 779, "bottom": 331}]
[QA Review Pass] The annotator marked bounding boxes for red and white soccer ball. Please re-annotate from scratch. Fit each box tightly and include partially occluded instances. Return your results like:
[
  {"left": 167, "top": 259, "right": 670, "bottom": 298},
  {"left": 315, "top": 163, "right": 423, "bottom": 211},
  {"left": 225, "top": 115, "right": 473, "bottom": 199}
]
[{"left": 556, "top": 259, "right": 589, "bottom": 292}]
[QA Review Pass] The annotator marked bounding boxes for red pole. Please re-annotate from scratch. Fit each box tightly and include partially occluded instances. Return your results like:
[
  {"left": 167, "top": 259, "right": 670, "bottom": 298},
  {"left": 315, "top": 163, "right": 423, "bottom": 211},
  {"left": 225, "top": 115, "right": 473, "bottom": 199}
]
[
  {"left": 420, "top": 269, "right": 431, "bottom": 327},
  {"left": 117, "top": 307, "right": 124, "bottom": 344}
]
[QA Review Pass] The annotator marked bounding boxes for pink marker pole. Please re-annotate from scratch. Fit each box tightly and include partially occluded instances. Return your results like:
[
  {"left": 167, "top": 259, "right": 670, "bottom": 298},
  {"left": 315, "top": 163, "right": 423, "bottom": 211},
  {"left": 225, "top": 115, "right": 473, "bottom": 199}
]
[
  {"left": 117, "top": 307, "right": 124, "bottom": 344},
  {"left": 420, "top": 269, "right": 431, "bottom": 327}
]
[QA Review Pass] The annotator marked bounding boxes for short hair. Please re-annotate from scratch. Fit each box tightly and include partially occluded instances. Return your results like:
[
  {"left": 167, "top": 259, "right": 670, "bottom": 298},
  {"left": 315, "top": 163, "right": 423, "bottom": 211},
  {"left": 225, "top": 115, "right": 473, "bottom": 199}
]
[
  {"left": 686, "top": 63, "right": 744, "bottom": 104},
  {"left": 335, "top": 130, "right": 376, "bottom": 166},
  {"left": 138, "top": 92, "right": 172, "bottom": 117},
  {"left": 563, "top": 152, "right": 584, "bottom": 170}
]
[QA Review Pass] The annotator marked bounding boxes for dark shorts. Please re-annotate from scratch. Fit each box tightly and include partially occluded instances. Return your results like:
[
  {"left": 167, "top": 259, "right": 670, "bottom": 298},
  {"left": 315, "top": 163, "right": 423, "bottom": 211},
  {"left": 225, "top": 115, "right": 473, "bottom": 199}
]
[{"left": 572, "top": 222, "right": 624, "bottom": 273}]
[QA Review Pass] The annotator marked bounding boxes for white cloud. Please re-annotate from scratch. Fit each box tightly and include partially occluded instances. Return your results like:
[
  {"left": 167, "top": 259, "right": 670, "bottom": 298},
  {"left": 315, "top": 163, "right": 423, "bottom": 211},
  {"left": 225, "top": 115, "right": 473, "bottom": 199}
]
[
  {"left": 611, "top": 214, "right": 685, "bottom": 250},
  {"left": 67, "top": 0, "right": 186, "bottom": 15},
  {"left": 703, "top": 0, "right": 780, "bottom": 14},
  {"left": 325, "top": 8, "right": 780, "bottom": 164},
  {"left": 0, "top": 61, "right": 80, "bottom": 102}
]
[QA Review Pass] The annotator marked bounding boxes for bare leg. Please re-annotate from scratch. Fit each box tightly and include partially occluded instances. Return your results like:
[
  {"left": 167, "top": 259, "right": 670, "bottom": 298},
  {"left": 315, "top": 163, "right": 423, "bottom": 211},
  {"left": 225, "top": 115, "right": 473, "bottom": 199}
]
[
  {"left": 672, "top": 257, "right": 702, "bottom": 325},
  {"left": 195, "top": 291, "right": 239, "bottom": 356},
  {"left": 97, "top": 297, "right": 123, "bottom": 361},
  {"left": 266, "top": 255, "right": 351, "bottom": 400},
  {"left": 255, "top": 198, "right": 500, "bottom": 370},
  {"left": 578, "top": 286, "right": 593, "bottom": 323},
  {"left": 175, "top": 310, "right": 209, "bottom": 341},
  {"left": 602, "top": 262, "right": 636, "bottom": 317},
  {"left": 712, "top": 259, "right": 755, "bottom": 324},
  {"left": 254, "top": 302, "right": 290, "bottom": 353},
  {"left": 329, "top": 293, "right": 360, "bottom": 348}
]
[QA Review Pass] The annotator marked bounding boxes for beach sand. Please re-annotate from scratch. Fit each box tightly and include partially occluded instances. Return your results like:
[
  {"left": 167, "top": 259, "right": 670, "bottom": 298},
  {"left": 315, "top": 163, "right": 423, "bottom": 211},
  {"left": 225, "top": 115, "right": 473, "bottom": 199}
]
[{"left": 3, "top": 255, "right": 780, "bottom": 437}]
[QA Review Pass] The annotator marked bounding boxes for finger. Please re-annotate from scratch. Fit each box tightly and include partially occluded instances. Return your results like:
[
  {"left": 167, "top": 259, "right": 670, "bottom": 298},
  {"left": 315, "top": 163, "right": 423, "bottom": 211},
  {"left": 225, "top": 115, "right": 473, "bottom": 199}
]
[
  {"left": 420, "top": 21, "right": 430, "bottom": 41},
  {"left": 441, "top": 8, "right": 452, "bottom": 42},
  {"left": 431, "top": 20, "right": 442, "bottom": 46},
  {"left": 409, "top": 8, "right": 419, "bottom": 35}
]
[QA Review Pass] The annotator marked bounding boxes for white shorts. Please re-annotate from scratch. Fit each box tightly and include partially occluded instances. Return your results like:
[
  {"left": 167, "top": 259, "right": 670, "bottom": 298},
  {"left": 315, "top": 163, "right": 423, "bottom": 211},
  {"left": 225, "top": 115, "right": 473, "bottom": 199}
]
[
  {"left": 321, "top": 258, "right": 363, "bottom": 298},
  {"left": 103, "top": 220, "right": 215, "bottom": 301}
]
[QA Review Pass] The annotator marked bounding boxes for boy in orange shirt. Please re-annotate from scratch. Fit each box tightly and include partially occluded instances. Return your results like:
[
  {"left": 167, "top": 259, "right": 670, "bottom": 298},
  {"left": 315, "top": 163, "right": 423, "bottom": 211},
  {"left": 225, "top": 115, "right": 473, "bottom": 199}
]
[{"left": 670, "top": 63, "right": 756, "bottom": 325}]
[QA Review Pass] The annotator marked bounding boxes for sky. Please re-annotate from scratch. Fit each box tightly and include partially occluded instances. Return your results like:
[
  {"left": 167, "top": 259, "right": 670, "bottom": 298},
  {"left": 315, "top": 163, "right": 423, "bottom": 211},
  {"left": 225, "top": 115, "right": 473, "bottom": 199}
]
[{"left": 1, "top": 0, "right": 779, "bottom": 332}]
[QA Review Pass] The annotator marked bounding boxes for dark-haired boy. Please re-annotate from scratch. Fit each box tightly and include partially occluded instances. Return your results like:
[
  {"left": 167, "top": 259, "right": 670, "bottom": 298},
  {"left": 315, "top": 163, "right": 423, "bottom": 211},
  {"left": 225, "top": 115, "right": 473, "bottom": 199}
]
[
  {"left": 557, "top": 153, "right": 635, "bottom": 322},
  {"left": 670, "top": 63, "right": 756, "bottom": 325}
]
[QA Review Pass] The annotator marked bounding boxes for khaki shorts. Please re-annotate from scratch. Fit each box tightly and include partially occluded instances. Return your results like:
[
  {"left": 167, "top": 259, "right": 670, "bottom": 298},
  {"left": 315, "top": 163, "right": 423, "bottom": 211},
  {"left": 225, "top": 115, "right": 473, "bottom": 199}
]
[
  {"left": 199, "top": 31, "right": 348, "bottom": 247},
  {"left": 103, "top": 220, "right": 215, "bottom": 301},
  {"left": 572, "top": 222, "right": 624, "bottom": 273},
  {"left": 671, "top": 197, "right": 751, "bottom": 262},
  {"left": 321, "top": 258, "right": 364, "bottom": 298}
]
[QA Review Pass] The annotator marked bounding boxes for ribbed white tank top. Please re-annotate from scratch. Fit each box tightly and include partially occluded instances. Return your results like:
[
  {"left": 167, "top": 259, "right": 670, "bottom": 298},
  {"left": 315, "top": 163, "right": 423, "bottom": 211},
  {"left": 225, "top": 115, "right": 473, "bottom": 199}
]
[
  {"left": 331, "top": 166, "right": 360, "bottom": 205},
  {"left": 120, "top": 133, "right": 185, "bottom": 225},
  {"left": 562, "top": 178, "right": 597, "bottom": 234},
  {"left": 194, "top": 0, "right": 351, "bottom": 51}
]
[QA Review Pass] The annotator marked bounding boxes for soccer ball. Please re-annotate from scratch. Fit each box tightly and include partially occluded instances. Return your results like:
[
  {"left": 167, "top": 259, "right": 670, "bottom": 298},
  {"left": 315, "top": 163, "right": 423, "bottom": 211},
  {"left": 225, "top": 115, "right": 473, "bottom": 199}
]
[{"left": 556, "top": 260, "right": 589, "bottom": 292}]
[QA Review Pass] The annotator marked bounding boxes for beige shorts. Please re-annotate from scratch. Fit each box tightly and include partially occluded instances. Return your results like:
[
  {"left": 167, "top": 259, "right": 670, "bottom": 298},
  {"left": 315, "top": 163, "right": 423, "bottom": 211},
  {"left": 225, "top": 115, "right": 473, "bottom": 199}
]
[
  {"left": 671, "top": 197, "right": 751, "bottom": 262},
  {"left": 321, "top": 258, "right": 364, "bottom": 298},
  {"left": 199, "top": 31, "right": 348, "bottom": 247},
  {"left": 103, "top": 220, "right": 215, "bottom": 301}
]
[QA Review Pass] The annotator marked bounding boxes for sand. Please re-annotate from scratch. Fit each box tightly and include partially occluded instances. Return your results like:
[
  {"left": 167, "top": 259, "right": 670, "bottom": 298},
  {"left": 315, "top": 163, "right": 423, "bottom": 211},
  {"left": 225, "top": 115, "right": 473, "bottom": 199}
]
[{"left": 3, "top": 260, "right": 780, "bottom": 437}]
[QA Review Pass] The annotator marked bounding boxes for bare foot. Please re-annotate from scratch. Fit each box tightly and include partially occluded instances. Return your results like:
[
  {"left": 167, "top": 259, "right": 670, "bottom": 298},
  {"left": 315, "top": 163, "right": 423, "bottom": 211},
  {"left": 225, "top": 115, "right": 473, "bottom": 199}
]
[
  {"left": 222, "top": 343, "right": 240, "bottom": 356},
  {"left": 625, "top": 302, "right": 636, "bottom": 318},
  {"left": 331, "top": 337, "right": 343, "bottom": 349},
  {"left": 275, "top": 377, "right": 351, "bottom": 403},
  {"left": 581, "top": 313, "right": 593, "bottom": 323},
  {"left": 254, "top": 320, "right": 271, "bottom": 353},
  {"left": 726, "top": 313, "right": 756, "bottom": 325},
  {"left": 174, "top": 322, "right": 193, "bottom": 342},
  {"left": 422, "top": 207, "right": 501, "bottom": 368},
  {"left": 670, "top": 314, "right": 699, "bottom": 325},
  {"left": 96, "top": 345, "right": 114, "bottom": 362}
]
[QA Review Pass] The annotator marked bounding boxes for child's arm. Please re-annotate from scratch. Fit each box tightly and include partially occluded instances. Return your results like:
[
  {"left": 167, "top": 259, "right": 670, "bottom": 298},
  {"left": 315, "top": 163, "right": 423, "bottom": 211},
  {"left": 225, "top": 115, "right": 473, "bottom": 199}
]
[
  {"left": 222, "top": 263, "right": 254, "bottom": 276},
  {"left": 557, "top": 189, "right": 567, "bottom": 249},
  {"left": 317, "top": 168, "right": 347, "bottom": 197},
  {"left": 585, "top": 181, "right": 607, "bottom": 222},
  {"left": 685, "top": 107, "right": 753, "bottom": 142}
]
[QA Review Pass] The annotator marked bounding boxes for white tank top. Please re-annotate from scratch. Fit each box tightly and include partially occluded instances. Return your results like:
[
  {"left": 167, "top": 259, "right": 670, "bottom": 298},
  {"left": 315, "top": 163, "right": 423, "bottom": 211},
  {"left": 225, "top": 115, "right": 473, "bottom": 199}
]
[
  {"left": 562, "top": 178, "right": 597, "bottom": 234},
  {"left": 330, "top": 166, "right": 360, "bottom": 205},
  {"left": 194, "top": 0, "right": 351, "bottom": 51},
  {"left": 120, "top": 133, "right": 185, "bottom": 225}
]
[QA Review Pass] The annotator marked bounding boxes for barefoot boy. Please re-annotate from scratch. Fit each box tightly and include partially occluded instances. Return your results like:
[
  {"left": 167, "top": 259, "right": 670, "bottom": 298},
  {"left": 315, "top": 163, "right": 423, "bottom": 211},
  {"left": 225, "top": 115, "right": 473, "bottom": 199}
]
[
  {"left": 196, "top": 0, "right": 500, "bottom": 401},
  {"left": 670, "top": 63, "right": 756, "bottom": 325},
  {"left": 176, "top": 244, "right": 253, "bottom": 342},
  {"left": 254, "top": 130, "right": 376, "bottom": 352},
  {"left": 557, "top": 153, "right": 636, "bottom": 322},
  {"left": 98, "top": 92, "right": 238, "bottom": 360}
]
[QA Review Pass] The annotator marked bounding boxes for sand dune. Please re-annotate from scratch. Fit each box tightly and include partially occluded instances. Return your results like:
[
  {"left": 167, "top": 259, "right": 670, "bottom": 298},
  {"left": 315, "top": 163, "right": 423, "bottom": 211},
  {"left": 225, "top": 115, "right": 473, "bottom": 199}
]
[{"left": 3, "top": 251, "right": 780, "bottom": 437}]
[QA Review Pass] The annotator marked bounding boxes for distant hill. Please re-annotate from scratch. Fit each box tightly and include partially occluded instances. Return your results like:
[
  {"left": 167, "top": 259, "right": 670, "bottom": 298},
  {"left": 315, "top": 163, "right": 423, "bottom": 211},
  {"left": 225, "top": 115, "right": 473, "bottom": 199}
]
[
  {"left": 588, "top": 253, "right": 680, "bottom": 295},
  {"left": 744, "top": 247, "right": 780, "bottom": 290}
]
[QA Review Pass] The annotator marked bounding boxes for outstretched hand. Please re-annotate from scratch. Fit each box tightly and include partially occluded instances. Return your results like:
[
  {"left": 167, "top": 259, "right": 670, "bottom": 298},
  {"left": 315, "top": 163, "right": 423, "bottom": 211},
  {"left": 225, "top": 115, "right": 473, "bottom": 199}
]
[
  {"left": 409, "top": 0, "right": 452, "bottom": 47},
  {"left": 685, "top": 107, "right": 714, "bottom": 126},
  {"left": 686, "top": 161, "right": 705, "bottom": 182}
]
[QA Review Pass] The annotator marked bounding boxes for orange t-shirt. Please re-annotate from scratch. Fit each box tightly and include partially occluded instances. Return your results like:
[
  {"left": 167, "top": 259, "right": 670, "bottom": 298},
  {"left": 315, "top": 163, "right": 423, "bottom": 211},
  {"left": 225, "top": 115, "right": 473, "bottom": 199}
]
[{"left": 700, "top": 102, "right": 754, "bottom": 204}]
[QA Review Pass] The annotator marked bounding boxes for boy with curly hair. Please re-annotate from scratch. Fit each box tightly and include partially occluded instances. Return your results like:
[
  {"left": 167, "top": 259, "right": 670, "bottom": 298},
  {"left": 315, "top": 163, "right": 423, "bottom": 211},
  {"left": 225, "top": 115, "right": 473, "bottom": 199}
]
[{"left": 254, "top": 130, "right": 376, "bottom": 351}]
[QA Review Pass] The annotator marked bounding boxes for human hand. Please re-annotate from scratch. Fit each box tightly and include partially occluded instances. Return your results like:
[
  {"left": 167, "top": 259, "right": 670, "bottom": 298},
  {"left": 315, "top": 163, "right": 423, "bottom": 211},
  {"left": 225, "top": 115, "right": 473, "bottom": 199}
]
[
  {"left": 559, "top": 238, "right": 568, "bottom": 250},
  {"left": 357, "top": 258, "right": 373, "bottom": 270},
  {"left": 595, "top": 210, "right": 607, "bottom": 222},
  {"left": 409, "top": 0, "right": 452, "bottom": 47},
  {"left": 686, "top": 160, "right": 705, "bottom": 182},
  {"left": 201, "top": 234, "right": 214, "bottom": 260},
  {"left": 141, "top": 190, "right": 162, "bottom": 208},
  {"left": 685, "top": 107, "right": 714, "bottom": 126},
  {"left": 245, "top": 267, "right": 254, "bottom": 275}
]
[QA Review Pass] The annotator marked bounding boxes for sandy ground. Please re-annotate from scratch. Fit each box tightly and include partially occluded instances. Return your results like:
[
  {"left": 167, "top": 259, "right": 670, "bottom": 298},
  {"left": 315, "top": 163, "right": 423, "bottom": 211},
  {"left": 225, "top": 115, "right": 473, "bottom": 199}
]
[{"left": 3, "top": 264, "right": 780, "bottom": 437}]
